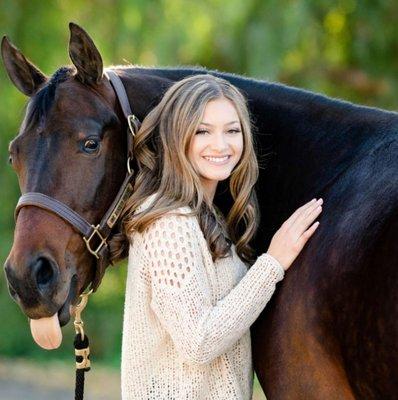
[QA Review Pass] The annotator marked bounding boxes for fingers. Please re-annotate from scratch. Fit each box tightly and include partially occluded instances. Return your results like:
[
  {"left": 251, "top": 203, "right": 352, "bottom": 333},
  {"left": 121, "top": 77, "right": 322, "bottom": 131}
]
[
  {"left": 302, "top": 203, "right": 323, "bottom": 225},
  {"left": 285, "top": 198, "right": 323, "bottom": 229},
  {"left": 271, "top": 199, "right": 323, "bottom": 269},
  {"left": 304, "top": 220, "right": 320, "bottom": 237},
  {"left": 295, "top": 221, "right": 320, "bottom": 249},
  {"left": 292, "top": 202, "right": 322, "bottom": 237},
  {"left": 284, "top": 198, "right": 318, "bottom": 228}
]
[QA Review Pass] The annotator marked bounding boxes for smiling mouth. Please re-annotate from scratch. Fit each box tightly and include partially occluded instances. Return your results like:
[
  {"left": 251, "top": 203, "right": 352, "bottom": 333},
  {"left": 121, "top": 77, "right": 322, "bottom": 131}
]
[{"left": 202, "top": 155, "right": 231, "bottom": 164}]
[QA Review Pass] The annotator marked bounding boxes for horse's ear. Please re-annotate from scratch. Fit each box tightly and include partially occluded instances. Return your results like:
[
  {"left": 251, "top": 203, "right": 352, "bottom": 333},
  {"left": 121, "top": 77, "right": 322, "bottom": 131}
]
[
  {"left": 68, "top": 22, "right": 103, "bottom": 85},
  {"left": 1, "top": 36, "right": 47, "bottom": 96}
]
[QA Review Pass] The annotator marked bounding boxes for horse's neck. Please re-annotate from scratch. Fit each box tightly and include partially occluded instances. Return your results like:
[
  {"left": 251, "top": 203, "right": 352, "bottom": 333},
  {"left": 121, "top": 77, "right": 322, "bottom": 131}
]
[
  {"left": 119, "top": 65, "right": 397, "bottom": 206},
  {"left": 122, "top": 64, "right": 396, "bottom": 141}
]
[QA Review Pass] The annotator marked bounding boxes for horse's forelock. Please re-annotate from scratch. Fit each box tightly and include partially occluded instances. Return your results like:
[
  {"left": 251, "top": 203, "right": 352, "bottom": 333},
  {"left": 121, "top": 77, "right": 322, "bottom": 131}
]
[{"left": 25, "top": 66, "right": 75, "bottom": 131}]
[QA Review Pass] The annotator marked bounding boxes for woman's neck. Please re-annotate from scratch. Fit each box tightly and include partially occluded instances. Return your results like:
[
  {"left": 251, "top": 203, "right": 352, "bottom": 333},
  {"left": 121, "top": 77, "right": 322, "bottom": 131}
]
[{"left": 201, "top": 178, "right": 218, "bottom": 204}]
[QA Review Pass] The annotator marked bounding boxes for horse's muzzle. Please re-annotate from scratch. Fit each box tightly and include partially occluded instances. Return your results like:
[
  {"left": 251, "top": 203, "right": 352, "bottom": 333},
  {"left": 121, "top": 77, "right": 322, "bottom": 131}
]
[{"left": 3, "top": 253, "right": 76, "bottom": 324}]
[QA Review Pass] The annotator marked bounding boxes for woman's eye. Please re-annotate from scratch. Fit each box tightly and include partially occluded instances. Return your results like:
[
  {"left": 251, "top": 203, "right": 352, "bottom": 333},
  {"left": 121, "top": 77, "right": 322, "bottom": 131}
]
[
  {"left": 195, "top": 129, "right": 241, "bottom": 135},
  {"left": 83, "top": 138, "right": 100, "bottom": 154}
]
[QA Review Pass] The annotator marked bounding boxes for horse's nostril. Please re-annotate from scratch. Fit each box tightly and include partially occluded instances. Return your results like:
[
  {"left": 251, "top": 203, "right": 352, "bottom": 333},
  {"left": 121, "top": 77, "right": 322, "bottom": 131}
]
[{"left": 32, "top": 257, "right": 55, "bottom": 289}]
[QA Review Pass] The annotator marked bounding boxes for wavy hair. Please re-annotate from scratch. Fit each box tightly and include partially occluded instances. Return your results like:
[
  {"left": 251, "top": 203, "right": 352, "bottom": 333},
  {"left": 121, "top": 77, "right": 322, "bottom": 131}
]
[{"left": 110, "top": 74, "right": 260, "bottom": 266}]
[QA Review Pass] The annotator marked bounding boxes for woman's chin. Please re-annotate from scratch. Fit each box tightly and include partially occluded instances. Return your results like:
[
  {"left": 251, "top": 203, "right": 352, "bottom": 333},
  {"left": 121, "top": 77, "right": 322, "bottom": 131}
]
[{"left": 200, "top": 172, "right": 232, "bottom": 183}]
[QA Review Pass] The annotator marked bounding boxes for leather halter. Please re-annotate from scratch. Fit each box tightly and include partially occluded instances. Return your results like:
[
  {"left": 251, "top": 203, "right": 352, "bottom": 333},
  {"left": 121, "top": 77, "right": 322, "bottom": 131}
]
[{"left": 14, "top": 70, "right": 141, "bottom": 292}]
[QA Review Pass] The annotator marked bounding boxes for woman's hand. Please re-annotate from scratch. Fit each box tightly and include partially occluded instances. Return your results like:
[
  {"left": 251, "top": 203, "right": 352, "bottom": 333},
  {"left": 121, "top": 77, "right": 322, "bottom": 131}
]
[{"left": 266, "top": 198, "right": 323, "bottom": 271}]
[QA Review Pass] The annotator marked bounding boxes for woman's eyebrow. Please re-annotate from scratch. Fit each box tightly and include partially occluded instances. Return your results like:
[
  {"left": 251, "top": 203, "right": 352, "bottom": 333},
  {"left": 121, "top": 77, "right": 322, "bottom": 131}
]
[{"left": 199, "top": 121, "right": 240, "bottom": 126}]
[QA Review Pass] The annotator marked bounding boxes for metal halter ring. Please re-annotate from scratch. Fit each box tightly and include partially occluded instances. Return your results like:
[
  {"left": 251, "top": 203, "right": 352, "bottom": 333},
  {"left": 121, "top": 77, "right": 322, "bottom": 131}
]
[
  {"left": 127, "top": 114, "right": 138, "bottom": 136},
  {"left": 127, "top": 157, "right": 134, "bottom": 175}
]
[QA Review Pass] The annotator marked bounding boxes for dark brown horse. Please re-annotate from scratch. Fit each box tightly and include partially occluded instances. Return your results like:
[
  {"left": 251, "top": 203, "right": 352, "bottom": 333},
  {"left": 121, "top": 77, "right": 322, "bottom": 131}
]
[{"left": 2, "top": 23, "right": 397, "bottom": 399}]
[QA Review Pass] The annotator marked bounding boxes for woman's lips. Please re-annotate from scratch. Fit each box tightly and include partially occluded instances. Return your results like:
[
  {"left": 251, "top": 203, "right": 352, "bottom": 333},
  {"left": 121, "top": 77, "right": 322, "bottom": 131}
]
[{"left": 202, "top": 155, "right": 231, "bottom": 165}]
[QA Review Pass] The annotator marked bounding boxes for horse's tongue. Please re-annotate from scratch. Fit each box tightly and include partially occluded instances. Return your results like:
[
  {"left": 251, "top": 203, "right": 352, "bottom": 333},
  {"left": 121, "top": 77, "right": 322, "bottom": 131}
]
[{"left": 30, "top": 313, "right": 62, "bottom": 350}]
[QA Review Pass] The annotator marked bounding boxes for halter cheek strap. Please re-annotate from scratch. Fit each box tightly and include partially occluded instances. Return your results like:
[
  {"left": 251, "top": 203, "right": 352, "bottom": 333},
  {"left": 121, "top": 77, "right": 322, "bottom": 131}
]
[{"left": 14, "top": 70, "right": 141, "bottom": 292}]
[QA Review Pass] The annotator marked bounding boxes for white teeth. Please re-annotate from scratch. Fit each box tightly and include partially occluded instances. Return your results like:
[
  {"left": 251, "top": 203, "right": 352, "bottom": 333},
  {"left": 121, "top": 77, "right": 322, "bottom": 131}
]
[{"left": 204, "top": 156, "right": 229, "bottom": 163}]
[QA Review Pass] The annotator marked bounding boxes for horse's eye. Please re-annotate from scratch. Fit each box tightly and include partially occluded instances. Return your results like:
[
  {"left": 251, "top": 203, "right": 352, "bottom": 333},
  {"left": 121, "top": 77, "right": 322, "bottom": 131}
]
[
  {"left": 8, "top": 155, "right": 12, "bottom": 165},
  {"left": 83, "top": 139, "right": 100, "bottom": 154}
]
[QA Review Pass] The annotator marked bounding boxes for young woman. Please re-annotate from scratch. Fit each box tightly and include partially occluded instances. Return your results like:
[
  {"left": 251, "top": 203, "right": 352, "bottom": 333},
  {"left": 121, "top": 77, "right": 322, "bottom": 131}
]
[{"left": 119, "top": 74, "right": 323, "bottom": 399}]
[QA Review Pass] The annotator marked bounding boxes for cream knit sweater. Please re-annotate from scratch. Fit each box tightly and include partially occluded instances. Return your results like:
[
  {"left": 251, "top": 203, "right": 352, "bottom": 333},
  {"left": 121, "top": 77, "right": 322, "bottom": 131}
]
[{"left": 121, "top": 193, "right": 285, "bottom": 399}]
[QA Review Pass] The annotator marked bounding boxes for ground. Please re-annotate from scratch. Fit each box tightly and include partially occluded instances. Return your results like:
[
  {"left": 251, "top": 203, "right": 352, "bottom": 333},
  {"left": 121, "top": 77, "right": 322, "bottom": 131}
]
[
  {"left": 0, "top": 357, "right": 267, "bottom": 399},
  {"left": 0, "top": 357, "right": 120, "bottom": 399}
]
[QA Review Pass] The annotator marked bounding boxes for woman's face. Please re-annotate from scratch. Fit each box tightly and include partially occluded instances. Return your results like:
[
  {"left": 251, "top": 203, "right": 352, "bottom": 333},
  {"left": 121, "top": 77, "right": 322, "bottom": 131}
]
[{"left": 188, "top": 97, "right": 244, "bottom": 197}]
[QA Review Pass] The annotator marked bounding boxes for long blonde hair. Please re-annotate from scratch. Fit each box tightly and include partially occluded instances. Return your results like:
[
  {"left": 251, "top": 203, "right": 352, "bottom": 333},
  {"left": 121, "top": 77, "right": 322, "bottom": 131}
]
[{"left": 111, "top": 74, "right": 260, "bottom": 265}]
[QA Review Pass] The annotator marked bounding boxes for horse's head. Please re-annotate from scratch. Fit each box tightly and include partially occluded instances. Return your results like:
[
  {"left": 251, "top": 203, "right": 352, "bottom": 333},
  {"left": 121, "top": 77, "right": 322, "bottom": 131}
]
[{"left": 2, "top": 23, "right": 129, "bottom": 333}]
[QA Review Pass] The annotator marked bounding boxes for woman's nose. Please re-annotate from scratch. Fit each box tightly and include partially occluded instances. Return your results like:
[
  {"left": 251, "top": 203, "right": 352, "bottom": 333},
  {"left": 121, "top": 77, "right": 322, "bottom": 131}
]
[{"left": 210, "top": 132, "right": 229, "bottom": 151}]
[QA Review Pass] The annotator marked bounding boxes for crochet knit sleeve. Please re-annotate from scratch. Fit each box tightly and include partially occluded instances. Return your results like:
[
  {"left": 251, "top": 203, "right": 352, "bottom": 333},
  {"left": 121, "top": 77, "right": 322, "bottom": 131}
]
[{"left": 143, "top": 211, "right": 285, "bottom": 365}]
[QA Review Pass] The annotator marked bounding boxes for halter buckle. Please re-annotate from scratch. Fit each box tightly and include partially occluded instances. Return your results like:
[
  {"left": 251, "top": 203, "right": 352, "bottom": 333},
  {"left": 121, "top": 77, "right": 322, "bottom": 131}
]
[{"left": 83, "top": 224, "right": 107, "bottom": 259}]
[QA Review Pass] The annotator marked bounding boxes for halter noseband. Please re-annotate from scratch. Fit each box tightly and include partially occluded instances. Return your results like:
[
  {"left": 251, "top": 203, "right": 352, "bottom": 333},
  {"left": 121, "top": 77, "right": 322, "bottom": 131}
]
[{"left": 14, "top": 70, "right": 141, "bottom": 292}]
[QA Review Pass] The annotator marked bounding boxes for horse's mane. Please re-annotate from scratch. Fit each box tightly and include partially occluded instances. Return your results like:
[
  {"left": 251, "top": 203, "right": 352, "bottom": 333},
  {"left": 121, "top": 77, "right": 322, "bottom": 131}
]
[{"left": 113, "top": 64, "right": 396, "bottom": 115}]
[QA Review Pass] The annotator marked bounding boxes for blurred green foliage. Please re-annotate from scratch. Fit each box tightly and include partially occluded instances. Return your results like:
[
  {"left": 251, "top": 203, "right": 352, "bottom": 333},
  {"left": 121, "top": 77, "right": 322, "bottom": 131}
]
[{"left": 0, "top": 0, "right": 397, "bottom": 365}]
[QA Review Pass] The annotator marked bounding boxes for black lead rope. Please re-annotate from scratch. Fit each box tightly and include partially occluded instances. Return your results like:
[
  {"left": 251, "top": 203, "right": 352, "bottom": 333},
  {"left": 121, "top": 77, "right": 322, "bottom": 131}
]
[
  {"left": 74, "top": 333, "right": 91, "bottom": 400},
  {"left": 73, "top": 290, "right": 92, "bottom": 400}
]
